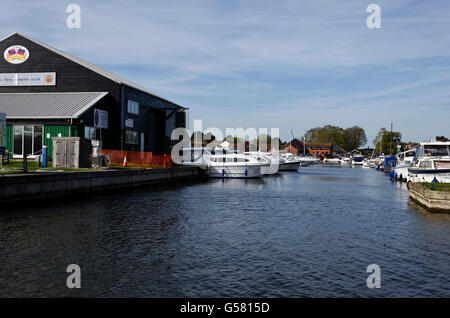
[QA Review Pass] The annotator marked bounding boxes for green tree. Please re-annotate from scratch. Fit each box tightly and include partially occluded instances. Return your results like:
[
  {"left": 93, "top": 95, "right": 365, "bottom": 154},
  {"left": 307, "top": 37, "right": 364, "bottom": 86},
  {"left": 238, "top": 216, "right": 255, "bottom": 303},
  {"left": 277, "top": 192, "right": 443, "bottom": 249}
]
[
  {"left": 373, "top": 128, "right": 402, "bottom": 156},
  {"left": 304, "top": 125, "right": 344, "bottom": 146},
  {"left": 342, "top": 126, "right": 367, "bottom": 151}
]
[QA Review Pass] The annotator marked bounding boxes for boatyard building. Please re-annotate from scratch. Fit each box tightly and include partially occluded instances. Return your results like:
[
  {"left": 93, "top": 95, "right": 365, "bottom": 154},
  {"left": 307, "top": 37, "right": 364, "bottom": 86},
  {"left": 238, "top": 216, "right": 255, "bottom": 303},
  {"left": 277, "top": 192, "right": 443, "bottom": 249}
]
[{"left": 0, "top": 33, "right": 187, "bottom": 159}]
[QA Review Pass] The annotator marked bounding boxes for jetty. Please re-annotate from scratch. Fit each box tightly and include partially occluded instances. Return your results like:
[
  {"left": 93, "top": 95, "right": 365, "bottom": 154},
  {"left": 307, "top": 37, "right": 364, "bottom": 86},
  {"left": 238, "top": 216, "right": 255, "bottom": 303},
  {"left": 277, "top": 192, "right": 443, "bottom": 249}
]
[{"left": 408, "top": 183, "right": 450, "bottom": 213}]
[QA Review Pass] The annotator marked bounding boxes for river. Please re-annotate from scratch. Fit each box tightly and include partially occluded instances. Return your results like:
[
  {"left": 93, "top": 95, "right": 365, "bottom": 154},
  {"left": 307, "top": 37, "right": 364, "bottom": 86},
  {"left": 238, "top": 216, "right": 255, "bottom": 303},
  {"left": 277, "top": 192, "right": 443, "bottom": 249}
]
[{"left": 0, "top": 165, "right": 449, "bottom": 297}]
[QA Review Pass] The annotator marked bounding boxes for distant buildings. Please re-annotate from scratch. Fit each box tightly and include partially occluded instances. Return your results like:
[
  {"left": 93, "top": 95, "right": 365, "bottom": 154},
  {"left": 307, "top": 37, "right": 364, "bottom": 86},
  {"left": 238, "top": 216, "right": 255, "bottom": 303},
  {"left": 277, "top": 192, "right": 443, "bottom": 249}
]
[{"left": 282, "top": 139, "right": 345, "bottom": 158}]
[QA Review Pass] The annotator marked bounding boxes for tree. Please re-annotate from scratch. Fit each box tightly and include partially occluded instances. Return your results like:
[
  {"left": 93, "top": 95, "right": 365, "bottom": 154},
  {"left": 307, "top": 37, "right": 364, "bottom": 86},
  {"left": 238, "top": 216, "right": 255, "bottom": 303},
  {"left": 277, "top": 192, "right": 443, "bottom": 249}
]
[
  {"left": 342, "top": 126, "right": 367, "bottom": 151},
  {"left": 373, "top": 128, "right": 402, "bottom": 156},
  {"left": 304, "top": 125, "right": 344, "bottom": 146}
]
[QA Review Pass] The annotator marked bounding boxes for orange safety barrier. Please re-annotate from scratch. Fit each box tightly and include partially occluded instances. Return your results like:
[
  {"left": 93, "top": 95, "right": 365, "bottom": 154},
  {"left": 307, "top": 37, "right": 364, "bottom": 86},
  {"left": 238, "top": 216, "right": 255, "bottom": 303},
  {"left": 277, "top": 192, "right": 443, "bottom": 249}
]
[{"left": 102, "top": 149, "right": 172, "bottom": 168}]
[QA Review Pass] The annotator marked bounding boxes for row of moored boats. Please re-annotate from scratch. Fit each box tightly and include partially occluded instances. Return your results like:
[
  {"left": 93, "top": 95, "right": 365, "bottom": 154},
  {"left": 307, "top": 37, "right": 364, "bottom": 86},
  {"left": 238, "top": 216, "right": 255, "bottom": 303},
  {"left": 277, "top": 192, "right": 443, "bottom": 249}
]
[
  {"left": 179, "top": 147, "right": 319, "bottom": 178},
  {"left": 361, "top": 141, "right": 450, "bottom": 183}
]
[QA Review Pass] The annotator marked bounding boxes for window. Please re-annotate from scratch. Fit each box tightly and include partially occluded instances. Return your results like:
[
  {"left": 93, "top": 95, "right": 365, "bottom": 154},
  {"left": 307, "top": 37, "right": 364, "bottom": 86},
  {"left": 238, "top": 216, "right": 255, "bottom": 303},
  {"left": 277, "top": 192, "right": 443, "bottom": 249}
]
[
  {"left": 12, "top": 125, "right": 43, "bottom": 157},
  {"left": 125, "top": 130, "right": 138, "bottom": 144},
  {"left": 84, "top": 126, "right": 96, "bottom": 140},
  {"left": 127, "top": 100, "right": 139, "bottom": 115}
]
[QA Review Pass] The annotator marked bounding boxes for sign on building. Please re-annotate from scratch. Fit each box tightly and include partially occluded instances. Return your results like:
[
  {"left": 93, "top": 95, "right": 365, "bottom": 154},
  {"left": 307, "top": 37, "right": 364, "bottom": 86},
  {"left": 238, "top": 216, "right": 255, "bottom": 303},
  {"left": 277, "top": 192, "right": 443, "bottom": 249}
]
[
  {"left": 94, "top": 109, "right": 108, "bottom": 129},
  {"left": 0, "top": 72, "right": 56, "bottom": 86},
  {"left": 0, "top": 113, "right": 6, "bottom": 155},
  {"left": 4, "top": 45, "right": 29, "bottom": 64},
  {"left": 125, "top": 118, "right": 134, "bottom": 128}
]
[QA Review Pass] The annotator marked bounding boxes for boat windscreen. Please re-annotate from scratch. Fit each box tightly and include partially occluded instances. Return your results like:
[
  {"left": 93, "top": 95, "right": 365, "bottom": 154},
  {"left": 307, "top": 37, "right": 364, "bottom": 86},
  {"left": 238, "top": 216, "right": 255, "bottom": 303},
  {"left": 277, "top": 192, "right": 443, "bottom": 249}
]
[{"left": 424, "top": 145, "right": 450, "bottom": 157}]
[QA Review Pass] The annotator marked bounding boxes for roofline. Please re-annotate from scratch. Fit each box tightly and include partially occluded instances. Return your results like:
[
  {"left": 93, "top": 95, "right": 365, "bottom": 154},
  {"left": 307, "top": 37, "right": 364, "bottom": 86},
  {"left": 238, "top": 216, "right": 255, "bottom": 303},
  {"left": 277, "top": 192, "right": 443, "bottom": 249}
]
[
  {"left": 1, "top": 91, "right": 109, "bottom": 119},
  {"left": 2, "top": 32, "right": 187, "bottom": 110},
  {"left": 7, "top": 116, "right": 77, "bottom": 119},
  {"left": 72, "top": 92, "right": 109, "bottom": 117}
]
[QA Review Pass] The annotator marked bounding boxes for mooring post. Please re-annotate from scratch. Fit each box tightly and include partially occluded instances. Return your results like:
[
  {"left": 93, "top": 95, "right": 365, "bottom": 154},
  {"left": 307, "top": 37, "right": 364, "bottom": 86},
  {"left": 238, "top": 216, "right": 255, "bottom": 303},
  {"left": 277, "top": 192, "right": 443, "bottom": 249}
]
[{"left": 23, "top": 155, "right": 28, "bottom": 173}]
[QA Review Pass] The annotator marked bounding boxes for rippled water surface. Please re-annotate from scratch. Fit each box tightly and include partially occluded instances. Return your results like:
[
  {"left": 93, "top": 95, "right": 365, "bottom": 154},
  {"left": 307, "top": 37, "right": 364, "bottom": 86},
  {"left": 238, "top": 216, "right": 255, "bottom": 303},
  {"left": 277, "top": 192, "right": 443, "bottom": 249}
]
[{"left": 0, "top": 165, "right": 449, "bottom": 297}]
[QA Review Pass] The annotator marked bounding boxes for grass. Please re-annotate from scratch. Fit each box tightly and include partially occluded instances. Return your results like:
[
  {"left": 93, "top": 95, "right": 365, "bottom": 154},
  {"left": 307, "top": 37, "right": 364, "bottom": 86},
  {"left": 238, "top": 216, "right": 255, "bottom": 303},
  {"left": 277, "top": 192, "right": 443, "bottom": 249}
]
[
  {"left": 422, "top": 183, "right": 450, "bottom": 192},
  {"left": 0, "top": 160, "right": 150, "bottom": 174}
]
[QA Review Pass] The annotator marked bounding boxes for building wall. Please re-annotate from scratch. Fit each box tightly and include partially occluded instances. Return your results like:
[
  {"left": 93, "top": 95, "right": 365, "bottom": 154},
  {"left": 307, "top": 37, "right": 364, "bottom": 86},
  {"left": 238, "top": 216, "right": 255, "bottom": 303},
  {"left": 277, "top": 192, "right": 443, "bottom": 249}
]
[
  {"left": 0, "top": 34, "right": 121, "bottom": 99},
  {"left": 1, "top": 33, "right": 185, "bottom": 156},
  {"left": 121, "top": 85, "right": 182, "bottom": 154}
]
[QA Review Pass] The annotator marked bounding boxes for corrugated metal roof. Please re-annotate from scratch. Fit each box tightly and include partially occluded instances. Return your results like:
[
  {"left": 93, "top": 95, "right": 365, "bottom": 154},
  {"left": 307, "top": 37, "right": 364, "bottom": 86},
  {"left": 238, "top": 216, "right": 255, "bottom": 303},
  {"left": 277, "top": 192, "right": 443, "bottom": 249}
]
[
  {"left": 0, "top": 92, "right": 108, "bottom": 119},
  {"left": 1, "top": 33, "right": 187, "bottom": 110}
]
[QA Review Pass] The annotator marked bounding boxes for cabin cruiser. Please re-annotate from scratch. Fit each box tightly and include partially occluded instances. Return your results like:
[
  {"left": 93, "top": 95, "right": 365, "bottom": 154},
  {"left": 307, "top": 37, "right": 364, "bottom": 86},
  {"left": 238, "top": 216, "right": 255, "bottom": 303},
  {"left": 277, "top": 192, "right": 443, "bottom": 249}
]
[
  {"left": 392, "top": 150, "right": 416, "bottom": 181},
  {"left": 407, "top": 141, "right": 450, "bottom": 183},
  {"left": 339, "top": 157, "right": 352, "bottom": 165},
  {"left": 297, "top": 156, "right": 317, "bottom": 166},
  {"left": 245, "top": 151, "right": 280, "bottom": 175},
  {"left": 279, "top": 153, "right": 301, "bottom": 171},
  {"left": 178, "top": 147, "right": 270, "bottom": 178},
  {"left": 323, "top": 158, "right": 341, "bottom": 164},
  {"left": 351, "top": 154, "right": 365, "bottom": 165}
]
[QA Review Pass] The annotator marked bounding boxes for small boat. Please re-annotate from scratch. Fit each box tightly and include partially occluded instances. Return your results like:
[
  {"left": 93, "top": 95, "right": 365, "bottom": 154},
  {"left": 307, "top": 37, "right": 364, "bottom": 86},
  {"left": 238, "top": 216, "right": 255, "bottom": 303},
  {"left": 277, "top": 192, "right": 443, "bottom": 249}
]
[
  {"left": 391, "top": 150, "right": 416, "bottom": 181},
  {"left": 298, "top": 156, "right": 317, "bottom": 166},
  {"left": 323, "top": 158, "right": 341, "bottom": 164},
  {"left": 383, "top": 157, "right": 397, "bottom": 173},
  {"left": 279, "top": 153, "right": 301, "bottom": 171},
  {"left": 351, "top": 154, "right": 365, "bottom": 165},
  {"left": 340, "top": 157, "right": 352, "bottom": 165},
  {"left": 407, "top": 141, "right": 450, "bottom": 183}
]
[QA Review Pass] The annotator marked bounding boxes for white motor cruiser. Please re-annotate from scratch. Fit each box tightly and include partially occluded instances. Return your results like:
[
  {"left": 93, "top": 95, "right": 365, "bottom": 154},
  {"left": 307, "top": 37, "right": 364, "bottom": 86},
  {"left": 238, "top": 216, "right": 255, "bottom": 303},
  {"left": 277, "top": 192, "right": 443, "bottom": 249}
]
[
  {"left": 279, "top": 153, "right": 301, "bottom": 171},
  {"left": 392, "top": 149, "right": 416, "bottom": 181},
  {"left": 298, "top": 156, "right": 318, "bottom": 166},
  {"left": 351, "top": 154, "right": 365, "bottom": 165},
  {"left": 245, "top": 151, "right": 280, "bottom": 175},
  {"left": 178, "top": 147, "right": 270, "bottom": 178},
  {"left": 407, "top": 141, "right": 450, "bottom": 183}
]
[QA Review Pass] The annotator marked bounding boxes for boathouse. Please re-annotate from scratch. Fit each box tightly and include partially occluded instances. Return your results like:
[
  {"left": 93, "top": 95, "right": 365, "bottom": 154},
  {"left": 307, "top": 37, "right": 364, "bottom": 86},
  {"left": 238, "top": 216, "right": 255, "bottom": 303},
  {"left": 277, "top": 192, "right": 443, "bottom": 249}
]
[{"left": 0, "top": 33, "right": 187, "bottom": 159}]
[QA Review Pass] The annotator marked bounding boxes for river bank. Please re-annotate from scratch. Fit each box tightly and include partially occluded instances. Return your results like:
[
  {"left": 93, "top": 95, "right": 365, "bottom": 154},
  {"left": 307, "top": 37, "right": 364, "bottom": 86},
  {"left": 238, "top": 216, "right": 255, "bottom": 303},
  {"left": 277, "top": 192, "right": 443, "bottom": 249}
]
[
  {"left": 0, "top": 166, "right": 200, "bottom": 205},
  {"left": 408, "top": 182, "right": 450, "bottom": 213}
]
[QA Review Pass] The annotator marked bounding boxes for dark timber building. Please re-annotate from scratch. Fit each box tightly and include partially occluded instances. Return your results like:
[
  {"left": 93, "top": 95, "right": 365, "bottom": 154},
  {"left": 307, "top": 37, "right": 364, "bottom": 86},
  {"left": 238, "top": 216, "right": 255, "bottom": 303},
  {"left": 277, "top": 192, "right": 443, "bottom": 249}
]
[{"left": 0, "top": 33, "right": 187, "bottom": 159}]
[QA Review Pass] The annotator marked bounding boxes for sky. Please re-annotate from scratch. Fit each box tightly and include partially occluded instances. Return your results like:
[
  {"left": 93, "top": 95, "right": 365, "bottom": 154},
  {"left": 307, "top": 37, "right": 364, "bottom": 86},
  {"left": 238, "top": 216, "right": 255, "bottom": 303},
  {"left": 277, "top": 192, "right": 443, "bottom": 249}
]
[{"left": 1, "top": 0, "right": 450, "bottom": 145}]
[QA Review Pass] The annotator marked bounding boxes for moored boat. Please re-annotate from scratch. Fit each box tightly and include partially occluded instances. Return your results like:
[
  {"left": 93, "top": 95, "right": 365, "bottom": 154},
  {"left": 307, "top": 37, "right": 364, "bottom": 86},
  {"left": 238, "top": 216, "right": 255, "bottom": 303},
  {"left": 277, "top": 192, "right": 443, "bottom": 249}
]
[{"left": 407, "top": 141, "right": 450, "bottom": 183}]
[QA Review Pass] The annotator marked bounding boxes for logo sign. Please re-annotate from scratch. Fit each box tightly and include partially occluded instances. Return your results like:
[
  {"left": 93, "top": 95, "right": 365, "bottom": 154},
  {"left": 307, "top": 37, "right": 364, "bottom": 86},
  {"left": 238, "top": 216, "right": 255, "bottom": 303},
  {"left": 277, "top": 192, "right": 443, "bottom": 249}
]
[
  {"left": 0, "top": 72, "right": 56, "bottom": 86},
  {"left": 4, "top": 45, "right": 29, "bottom": 64},
  {"left": 0, "top": 113, "right": 6, "bottom": 152},
  {"left": 125, "top": 118, "right": 134, "bottom": 128},
  {"left": 94, "top": 109, "right": 108, "bottom": 129}
]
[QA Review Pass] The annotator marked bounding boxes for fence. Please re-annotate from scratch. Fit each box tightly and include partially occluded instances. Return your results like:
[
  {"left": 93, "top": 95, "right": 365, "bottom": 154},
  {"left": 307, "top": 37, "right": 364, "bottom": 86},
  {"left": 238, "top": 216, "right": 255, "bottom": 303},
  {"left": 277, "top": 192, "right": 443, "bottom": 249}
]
[{"left": 101, "top": 149, "right": 172, "bottom": 168}]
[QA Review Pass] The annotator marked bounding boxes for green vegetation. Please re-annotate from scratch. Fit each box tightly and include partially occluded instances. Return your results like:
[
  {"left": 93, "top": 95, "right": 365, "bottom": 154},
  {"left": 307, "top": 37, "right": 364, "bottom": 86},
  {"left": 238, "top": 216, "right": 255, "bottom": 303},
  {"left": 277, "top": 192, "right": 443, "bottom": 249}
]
[
  {"left": 0, "top": 160, "right": 144, "bottom": 174},
  {"left": 373, "top": 128, "right": 402, "bottom": 156},
  {"left": 304, "top": 125, "right": 367, "bottom": 151},
  {"left": 0, "top": 160, "right": 41, "bottom": 173},
  {"left": 422, "top": 183, "right": 450, "bottom": 192}
]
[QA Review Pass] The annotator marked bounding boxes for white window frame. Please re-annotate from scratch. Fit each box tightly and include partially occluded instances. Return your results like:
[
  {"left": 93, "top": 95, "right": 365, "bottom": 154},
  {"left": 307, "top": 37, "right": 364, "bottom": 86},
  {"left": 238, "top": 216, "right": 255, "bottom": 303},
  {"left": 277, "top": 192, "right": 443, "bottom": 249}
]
[
  {"left": 127, "top": 100, "right": 139, "bottom": 115},
  {"left": 12, "top": 124, "right": 44, "bottom": 159}
]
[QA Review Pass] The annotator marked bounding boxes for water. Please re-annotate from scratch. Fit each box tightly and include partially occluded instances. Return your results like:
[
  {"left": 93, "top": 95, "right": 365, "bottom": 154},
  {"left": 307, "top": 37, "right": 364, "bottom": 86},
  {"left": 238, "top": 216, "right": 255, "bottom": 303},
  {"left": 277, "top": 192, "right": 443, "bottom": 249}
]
[{"left": 0, "top": 165, "right": 449, "bottom": 297}]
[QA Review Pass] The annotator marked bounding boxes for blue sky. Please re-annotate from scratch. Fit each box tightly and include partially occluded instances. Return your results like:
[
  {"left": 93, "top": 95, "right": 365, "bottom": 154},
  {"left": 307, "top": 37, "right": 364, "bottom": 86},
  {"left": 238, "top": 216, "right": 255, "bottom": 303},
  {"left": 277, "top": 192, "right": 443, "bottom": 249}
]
[{"left": 2, "top": 0, "right": 450, "bottom": 144}]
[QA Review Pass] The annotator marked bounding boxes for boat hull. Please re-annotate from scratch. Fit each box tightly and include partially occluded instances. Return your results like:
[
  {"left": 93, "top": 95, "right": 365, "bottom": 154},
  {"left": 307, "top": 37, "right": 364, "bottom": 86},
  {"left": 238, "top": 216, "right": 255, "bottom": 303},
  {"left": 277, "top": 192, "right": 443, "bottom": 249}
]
[
  {"left": 407, "top": 168, "right": 450, "bottom": 183},
  {"left": 392, "top": 165, "right": 410, "bottom": 181},
  {"left": 208, "top": 165, "right": 262, "bottom": 178},
  {"left": 279, "top": 162, "right": 299, "bottom": 171}
]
